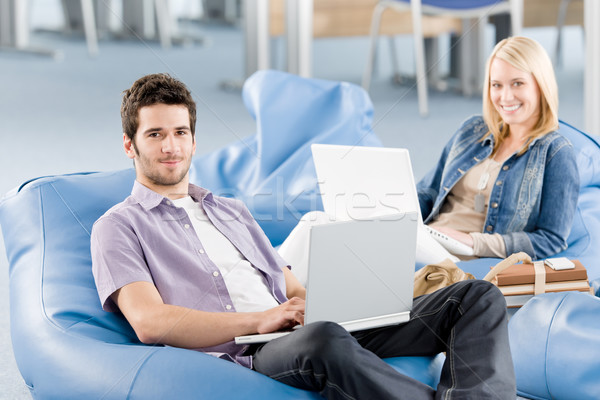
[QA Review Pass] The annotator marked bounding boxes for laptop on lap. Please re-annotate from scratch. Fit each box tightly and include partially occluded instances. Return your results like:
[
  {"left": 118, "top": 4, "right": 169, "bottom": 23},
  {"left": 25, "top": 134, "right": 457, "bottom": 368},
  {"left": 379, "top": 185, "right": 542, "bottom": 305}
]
[{"left": 235, "top": 213, "right": 417, "bottom": 344}]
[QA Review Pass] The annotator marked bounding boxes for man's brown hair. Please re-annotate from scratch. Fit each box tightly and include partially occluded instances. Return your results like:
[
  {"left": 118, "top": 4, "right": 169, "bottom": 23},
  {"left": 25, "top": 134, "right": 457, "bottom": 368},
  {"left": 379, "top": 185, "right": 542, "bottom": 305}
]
[{"left": 121, "top": 73, "right": 196, "bottom": 142}]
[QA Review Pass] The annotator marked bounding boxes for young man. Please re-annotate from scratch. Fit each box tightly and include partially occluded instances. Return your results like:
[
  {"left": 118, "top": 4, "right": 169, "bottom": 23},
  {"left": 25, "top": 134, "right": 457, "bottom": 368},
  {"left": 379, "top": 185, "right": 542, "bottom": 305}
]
[{"left": 91, "top": 73, "right": 516, "bottom": 399}]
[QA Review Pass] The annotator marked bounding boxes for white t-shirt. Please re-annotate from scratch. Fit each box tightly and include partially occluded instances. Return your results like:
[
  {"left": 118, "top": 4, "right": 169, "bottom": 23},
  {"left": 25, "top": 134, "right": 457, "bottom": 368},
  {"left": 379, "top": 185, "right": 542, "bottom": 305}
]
[{"left": 172, "top": 196, "right": 279, "bottom": 312}]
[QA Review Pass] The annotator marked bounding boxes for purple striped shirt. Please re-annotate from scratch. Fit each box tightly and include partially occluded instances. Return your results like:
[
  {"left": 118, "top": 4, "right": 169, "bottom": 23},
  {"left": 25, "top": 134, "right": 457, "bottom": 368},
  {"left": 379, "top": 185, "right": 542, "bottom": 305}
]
[{"left": 91, "top": 181, "right": 289, "bottom": 367}]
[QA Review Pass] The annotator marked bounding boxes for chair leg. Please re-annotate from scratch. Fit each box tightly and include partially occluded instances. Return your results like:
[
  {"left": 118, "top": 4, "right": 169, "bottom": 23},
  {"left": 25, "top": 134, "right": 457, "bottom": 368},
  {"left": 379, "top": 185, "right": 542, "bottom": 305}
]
[
  {"left": 388, "top": 36, "right": 403, "bottom": 84},
  {"left": 411, "top": 0, "right": 428, "bottom": 117},
  {"left": 362, "top": 2, "right": 386, "bottom": 91},
  {"left": 425, "top": 38, "right": 442, "bottom": 89},
  {"left": 459, "top": 18, "right": 480, "bottom": 97},
  {"left": 60, "top": 0, "right": 72, "bottom": 35},
  {"left": 80, "top": 0, "right": 98, "bottom": 57}
]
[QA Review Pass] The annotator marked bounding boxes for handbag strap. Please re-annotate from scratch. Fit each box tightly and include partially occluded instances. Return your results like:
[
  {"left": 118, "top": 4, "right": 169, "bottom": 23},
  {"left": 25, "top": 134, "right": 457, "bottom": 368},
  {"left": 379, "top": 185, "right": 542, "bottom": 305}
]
[{"left": 482, "top": 252, "right": 532, "bottom": 282}]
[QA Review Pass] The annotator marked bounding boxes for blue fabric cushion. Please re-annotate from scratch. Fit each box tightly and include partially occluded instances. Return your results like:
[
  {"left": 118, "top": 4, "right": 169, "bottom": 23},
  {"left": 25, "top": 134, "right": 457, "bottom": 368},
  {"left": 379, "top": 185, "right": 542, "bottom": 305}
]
[
  {"left": 553, "top": 122, "right": 600, "bottom": 283},
  {"left": 509, "top": 292, "right": 600, "bottom": 400},
  {"left": 0, "top": 71, "right": 441, "bottom": 399},
  {"left": 190, "top": 70, "right": 382, "bottom": 246}
]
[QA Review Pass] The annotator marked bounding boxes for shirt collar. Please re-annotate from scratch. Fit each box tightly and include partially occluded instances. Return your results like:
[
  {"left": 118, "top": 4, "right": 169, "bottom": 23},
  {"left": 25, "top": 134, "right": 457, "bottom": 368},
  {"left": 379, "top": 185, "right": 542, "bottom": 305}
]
[
  {"left": 188, "top": 183, "right": 216, "bottom": 206},
  {"left": 527, "top": 134, "right": 548, "bottom": 148},
  {"left": 131, "top": 180, "right": 215, "bottom": 210},
  {"left": 481, "top": 132, "right": 549, "bottom": 153}
]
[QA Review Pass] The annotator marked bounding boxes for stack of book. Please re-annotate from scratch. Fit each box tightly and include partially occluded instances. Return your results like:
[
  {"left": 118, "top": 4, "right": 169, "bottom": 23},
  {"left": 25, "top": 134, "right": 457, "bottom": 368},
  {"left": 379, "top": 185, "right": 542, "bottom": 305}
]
[{"left": 494, "top": 260, "right": 592, "bottom": 307}]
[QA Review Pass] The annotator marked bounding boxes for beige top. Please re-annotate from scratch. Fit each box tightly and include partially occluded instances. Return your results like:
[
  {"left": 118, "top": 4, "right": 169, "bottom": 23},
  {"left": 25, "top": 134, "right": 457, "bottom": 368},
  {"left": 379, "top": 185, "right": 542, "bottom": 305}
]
[{"left": 429, "top": 157, "right": 507, "bottom": 258}]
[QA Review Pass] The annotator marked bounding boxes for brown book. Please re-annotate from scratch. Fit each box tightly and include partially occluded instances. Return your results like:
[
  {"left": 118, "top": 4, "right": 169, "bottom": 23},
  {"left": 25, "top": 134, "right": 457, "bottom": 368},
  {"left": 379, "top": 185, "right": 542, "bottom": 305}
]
[
  {"left": 503, "top": 287, "right": 593, "bottom": 308},
  {"left": 495, "top": 259, "right": 587, "bottom": 286},
  {"left": 498, "top": 279, "right": 591, "bottom": 296}
]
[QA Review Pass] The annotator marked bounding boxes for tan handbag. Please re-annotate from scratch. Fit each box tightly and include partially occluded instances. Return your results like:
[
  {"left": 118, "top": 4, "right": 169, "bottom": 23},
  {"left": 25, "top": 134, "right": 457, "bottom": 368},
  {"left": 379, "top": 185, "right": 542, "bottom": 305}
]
[{"left": 413, "top": 252, "right": 532, "bottom": 298}]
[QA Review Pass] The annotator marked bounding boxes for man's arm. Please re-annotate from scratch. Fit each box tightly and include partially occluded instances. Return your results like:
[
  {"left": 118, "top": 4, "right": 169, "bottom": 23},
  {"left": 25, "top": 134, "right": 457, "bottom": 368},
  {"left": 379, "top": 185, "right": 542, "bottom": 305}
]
[
  {"left": 113, "top": 281, "right": 305, "bottom": 348},
  {"left": 282, "top": 266, "right": 306, "bottom": 300}
]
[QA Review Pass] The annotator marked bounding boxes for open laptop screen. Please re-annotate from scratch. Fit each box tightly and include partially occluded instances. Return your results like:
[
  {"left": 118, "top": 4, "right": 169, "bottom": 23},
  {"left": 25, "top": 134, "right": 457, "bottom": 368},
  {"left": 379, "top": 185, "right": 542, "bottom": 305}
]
[{"left": 311, "top": 144, "right": 422, "bottom": 222}]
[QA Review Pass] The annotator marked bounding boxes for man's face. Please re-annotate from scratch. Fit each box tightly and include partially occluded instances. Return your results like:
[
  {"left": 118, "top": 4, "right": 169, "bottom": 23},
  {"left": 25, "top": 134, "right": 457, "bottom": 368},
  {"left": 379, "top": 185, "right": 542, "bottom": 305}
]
[{"left": 124, "top": 103, "right": 196, "bottom": 197}]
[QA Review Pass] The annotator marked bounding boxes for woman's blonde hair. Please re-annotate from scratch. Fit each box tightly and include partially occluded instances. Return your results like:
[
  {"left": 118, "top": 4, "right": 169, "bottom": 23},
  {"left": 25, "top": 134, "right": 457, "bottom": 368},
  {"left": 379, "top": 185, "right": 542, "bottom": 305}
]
[{"left": 482, "top": 36, "right": 559, "bottom": 155}]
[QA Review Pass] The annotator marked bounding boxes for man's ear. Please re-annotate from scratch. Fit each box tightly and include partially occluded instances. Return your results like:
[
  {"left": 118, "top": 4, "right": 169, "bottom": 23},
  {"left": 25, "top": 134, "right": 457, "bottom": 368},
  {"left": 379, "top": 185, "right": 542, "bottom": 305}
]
[{"left": 124, "top": 133, "right": 136, "bottom": 160}]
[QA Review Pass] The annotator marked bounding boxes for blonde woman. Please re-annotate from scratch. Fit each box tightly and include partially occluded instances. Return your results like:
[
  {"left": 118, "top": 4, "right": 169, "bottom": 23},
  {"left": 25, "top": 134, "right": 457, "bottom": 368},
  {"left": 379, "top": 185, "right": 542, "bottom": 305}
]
[{"left": 420, "top": 36, "right": 579, "bottom": 260}]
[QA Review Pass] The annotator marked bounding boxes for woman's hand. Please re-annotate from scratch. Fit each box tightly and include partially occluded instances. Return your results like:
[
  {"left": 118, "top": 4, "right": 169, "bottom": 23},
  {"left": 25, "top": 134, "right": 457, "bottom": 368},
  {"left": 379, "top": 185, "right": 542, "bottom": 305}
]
[{"left": 433, "top": 226, "right": 474, "bottom": 248}]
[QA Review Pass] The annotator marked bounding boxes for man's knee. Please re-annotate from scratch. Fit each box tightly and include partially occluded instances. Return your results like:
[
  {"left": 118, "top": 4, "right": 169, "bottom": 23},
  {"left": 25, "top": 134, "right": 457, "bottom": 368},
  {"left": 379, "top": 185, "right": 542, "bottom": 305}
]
[
  {"left": 293, "top": 321, "right": 356, "bottom": 363},
  {"left": 463, "top": 279, "right": 503, "bottom": 298},
  {"left": 458, "top": 279, "right": 506, "bottom": 313}
]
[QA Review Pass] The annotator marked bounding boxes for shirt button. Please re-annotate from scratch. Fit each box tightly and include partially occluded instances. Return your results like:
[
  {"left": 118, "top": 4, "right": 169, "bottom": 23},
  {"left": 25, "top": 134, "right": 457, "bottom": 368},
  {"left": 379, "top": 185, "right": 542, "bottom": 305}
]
[
  {"left": 213, "top": 271, "right": 219, "bottom": 277},
  {"left": 491, "top": 202, "right": 499, "bottom": 208},
  {"left": 184, "top": 224, "right": 190, "bottom": 229},
  {"left": 166, "top": 201, "right": 172, "bottom": 206},
  {"left": 496, "top": 181, "right": 502, "bottom": 186},
  {"left": 486, "top": 225, "right": 493, "bottom": 232},
  {"left": 502, "top": 166, "right": 509, "bottom": 171},
  {"left": 198, "top": 249, "right": 205, "bottom": 254},
  {"left": 225, "top": 305, "right": 232, "bottom": 310}
]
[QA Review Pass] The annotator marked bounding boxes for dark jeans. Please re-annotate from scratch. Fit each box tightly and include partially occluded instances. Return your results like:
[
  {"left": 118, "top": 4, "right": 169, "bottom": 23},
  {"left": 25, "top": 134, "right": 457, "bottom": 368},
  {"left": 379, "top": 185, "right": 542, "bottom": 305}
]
[{"left": 252, "top": 280, "right": 515, "bottom": 400}]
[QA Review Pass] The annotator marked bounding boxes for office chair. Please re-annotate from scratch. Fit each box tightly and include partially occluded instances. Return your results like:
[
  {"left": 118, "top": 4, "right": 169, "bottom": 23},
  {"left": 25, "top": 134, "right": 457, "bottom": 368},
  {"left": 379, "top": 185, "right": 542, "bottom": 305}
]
[{"left": 362, "top": 0, "right": 523, "bottom": 117}]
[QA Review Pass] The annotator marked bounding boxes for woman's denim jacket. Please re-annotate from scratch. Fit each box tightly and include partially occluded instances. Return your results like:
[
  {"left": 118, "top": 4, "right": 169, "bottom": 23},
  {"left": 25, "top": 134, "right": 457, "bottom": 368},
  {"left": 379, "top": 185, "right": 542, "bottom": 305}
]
[{"left": 417, "top": 116, "right": 579, "bottom": 260}]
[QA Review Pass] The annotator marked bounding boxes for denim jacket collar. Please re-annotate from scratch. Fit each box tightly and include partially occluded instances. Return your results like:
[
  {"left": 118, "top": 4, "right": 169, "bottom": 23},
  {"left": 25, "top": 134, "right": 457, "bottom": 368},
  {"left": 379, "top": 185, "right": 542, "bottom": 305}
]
[{"left": 417, "top": 115, "right": 579, "bottom": 259}]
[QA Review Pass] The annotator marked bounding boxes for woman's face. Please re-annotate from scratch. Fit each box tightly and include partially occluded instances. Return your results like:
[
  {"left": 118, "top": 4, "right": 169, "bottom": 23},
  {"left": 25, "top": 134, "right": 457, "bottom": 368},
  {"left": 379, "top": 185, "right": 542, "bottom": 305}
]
[{"left": 489, "top": 57, "right": 541, "bottom": 135}]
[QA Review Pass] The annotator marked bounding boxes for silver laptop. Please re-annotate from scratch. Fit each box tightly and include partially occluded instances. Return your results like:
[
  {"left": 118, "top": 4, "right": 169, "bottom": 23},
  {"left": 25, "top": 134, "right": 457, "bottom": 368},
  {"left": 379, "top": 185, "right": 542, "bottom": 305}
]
[
  {"left": 235, "top": 213, "right": 417, "bottom": 344},
  {"left": 311, "top": 144, "right": 422, "bottom": 222},
  {"left": 311, "top": 144, "right": 472, "bottom": 258}
]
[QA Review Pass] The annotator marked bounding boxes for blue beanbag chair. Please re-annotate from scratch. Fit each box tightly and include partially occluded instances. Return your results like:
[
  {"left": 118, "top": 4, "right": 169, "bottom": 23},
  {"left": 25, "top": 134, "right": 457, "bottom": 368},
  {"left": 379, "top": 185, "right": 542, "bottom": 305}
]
[
  {"left": 509, "top": 291, "right": 600, "bottom": 400},
  {"left": 190, "top": 70, "right": 382, "bottom": 246},
  {"left": 0, "top": 71, "right": 442, "bottom": 399}
]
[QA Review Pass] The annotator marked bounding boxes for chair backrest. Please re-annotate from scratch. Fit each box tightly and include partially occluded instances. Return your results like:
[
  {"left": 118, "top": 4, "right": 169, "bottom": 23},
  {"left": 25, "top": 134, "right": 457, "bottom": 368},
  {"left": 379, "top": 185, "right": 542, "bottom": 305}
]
[
  {"left": 0, "top": 168, "right": 326, "bottom": 399},
  {"left": 553, "top": 121, "right": 600, "bottom": 282},
  {"left": 0, "top": 170, "right": 140, "bottom": 344}
]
